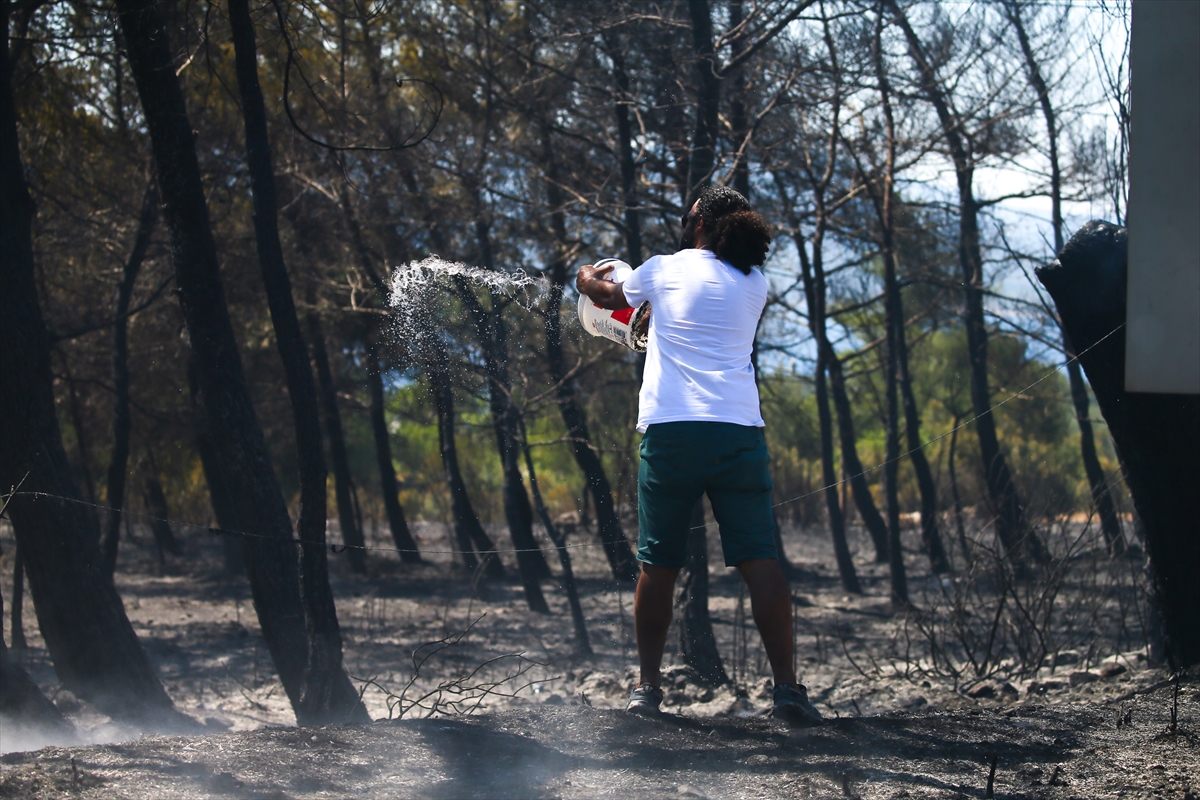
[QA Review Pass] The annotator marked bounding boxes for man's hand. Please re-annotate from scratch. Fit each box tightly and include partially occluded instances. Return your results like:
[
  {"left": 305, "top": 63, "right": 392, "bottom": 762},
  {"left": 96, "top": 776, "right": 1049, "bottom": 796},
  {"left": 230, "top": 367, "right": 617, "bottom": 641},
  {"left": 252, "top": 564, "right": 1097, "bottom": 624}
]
[{"left": 576, "top": 263, "right": 632, "bottom": 310}]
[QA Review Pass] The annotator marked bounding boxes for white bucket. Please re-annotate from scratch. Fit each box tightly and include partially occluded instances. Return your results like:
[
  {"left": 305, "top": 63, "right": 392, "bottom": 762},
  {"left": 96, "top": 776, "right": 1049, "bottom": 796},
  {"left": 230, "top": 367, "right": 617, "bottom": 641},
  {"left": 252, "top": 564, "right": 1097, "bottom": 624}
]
[{"left": 577, "top": 258, "right": 651, "bottom": 352}]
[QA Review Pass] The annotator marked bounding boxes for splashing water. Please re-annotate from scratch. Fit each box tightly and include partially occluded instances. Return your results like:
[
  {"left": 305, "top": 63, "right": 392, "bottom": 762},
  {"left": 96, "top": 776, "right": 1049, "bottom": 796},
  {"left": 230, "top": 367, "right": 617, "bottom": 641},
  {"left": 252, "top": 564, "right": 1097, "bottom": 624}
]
[{"left": 387, "top": 256, "right": 549, "bottom": 354}]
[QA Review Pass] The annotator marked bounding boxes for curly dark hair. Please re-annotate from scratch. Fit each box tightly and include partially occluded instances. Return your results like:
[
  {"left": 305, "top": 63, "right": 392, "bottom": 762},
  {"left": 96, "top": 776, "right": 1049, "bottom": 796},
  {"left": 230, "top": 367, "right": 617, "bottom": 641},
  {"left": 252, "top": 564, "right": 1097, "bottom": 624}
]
[{"left": 694, "top": 185, "right": 772, "bottom": 274}]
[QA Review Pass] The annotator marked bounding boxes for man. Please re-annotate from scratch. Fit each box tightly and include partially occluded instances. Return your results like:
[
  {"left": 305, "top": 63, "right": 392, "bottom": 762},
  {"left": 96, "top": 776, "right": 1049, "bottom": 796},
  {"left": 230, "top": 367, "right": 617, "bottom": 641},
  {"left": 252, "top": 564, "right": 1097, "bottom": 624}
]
[{"left": 576, "top": 185, "right": 823, "bottom": 725}]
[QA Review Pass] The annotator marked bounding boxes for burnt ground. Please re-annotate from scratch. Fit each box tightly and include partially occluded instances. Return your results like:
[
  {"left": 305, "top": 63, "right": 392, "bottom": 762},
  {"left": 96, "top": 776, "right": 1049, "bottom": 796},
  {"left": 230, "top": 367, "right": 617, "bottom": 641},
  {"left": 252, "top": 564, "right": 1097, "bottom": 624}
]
[{"left": 2, "top": 516, "right": 1197, "bottom": 798}]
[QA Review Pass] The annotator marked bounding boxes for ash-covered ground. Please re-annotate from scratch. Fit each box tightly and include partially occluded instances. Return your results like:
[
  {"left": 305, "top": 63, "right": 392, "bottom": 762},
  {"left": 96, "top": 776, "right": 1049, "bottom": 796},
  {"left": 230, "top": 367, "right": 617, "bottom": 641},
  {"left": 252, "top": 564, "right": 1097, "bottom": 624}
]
[{"left": 2, "top": 518, "right": 1196, "bottom": 798}]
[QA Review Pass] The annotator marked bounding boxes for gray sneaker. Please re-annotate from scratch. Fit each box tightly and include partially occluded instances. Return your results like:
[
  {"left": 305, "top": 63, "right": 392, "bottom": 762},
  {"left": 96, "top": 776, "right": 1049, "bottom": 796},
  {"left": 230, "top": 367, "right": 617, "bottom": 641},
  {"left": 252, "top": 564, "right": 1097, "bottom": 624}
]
[
  {"left": 772, "top": 683, "right": 823, "bottom": 726},
  {"left": 626, "top": 683, "right": 664, "bottom": 715}
]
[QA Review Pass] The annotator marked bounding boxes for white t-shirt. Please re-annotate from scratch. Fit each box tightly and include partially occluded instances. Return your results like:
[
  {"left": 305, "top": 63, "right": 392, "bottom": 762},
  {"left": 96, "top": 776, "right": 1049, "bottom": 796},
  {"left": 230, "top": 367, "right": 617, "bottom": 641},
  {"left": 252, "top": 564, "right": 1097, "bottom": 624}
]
[{"left": 621, "top": 248, "right": 767, "bottom": 433}]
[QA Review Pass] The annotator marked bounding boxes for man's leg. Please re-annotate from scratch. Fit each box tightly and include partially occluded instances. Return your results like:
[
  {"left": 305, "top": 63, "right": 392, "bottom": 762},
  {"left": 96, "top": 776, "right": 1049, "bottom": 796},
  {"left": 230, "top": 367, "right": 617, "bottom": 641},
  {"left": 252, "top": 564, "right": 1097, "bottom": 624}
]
[
  {"left": 736, "top": 558, "right": 796, "bottom": 687},
  {"left": 634, "top": 563, "right": 681, "bottom": 687}
]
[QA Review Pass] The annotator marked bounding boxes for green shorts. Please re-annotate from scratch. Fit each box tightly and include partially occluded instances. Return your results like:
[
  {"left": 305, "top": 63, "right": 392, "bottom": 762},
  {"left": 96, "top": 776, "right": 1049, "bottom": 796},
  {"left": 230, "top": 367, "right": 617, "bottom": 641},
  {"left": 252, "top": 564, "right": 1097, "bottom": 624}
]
[{"left": 637, "top": 421, "right": 777, "bottom": 569}]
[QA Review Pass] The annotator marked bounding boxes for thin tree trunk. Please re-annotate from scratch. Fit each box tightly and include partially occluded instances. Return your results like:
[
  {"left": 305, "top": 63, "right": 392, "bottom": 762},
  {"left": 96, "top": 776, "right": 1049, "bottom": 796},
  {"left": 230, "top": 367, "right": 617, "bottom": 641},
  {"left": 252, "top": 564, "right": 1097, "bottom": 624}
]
[
  {"left": 118, "top": 0, "right": 316, "bottom": 720},
  {"left": 306, "top": 296, "right": 368, "bottom": 574},
  {"left": 825, "top": 350, "right": 891, "bottom": 562},
  {"left": 10, "top": 544, "right": 26, "bottom": 650},
  {"left": 228, "top": 0, "right": 368, "bottom": 724},
  {"left": 428, "top": 352, "right": 503, "bottom": 578},
  {"left": 795, "top": 234, "right": 861, "bottom": 594},
  {"left": 542, "top": 133, "right": 637, "bottom": 584},
  {"left": 678, "top": 501, "right": 728, "bottom": 684},
  {"left": 142, "top": 455, "right": 181, "bottom": 561},
  {"left": 457, "top": 218, "right": 551, "bottom": 609},
  {"left": 1005, "top": 0, "right": 1124, "bottom": 555},
  {"left": 520, "top": 418, "right": 592, "bottom": 656},
  {"left": 102, "top": 180, "right": 157, "bottom": 578},
  {"left": 728, "top": 0, "right": 751, "bottom": 199},
  {"left": 605, "top": 33, "right": 643, "bottom": 267},
  {"left": 686, "top": 0, "right": 721, "bottom": 203},
  {"left": 366, "top": 341, "right": 421, "bottom": 562},
  {"left": 1, "top": 3, "right": 187, "bottom": 725},
  {"left": 889, "top": 1, "right": 1046, "bottom": 563},
  {"left": 948, "top": 411, "right": 971, "bottom": 558}
]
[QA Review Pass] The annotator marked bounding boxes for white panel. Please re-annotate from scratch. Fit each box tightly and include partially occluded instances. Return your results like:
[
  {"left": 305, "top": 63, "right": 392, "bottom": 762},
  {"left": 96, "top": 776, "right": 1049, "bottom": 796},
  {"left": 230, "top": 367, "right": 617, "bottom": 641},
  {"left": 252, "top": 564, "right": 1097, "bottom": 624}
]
[{"left": 1126, "top": 0, "right": 1200, "bottom": 394}]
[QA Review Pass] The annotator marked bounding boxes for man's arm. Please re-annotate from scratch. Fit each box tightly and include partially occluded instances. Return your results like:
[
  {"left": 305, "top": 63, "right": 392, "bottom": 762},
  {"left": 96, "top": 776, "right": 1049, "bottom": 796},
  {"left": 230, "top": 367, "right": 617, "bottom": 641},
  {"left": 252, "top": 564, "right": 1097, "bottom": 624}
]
[{"left": 576, "top": 264, "right": 631, "bottom": 310}]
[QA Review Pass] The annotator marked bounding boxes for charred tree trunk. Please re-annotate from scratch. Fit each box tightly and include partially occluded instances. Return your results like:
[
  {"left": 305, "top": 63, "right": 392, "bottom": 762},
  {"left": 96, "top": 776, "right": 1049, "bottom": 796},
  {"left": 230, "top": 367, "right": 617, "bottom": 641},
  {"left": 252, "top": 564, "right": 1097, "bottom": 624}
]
[
  {"left": 1, "top": 3, "right": 187, "bottom": 725},
  {"left": 457, "top": 219, "right": 551, "bottom": 609},
  {"left": 101, "top": 180, "right": 157, "bottom": 579},
  {"left": 1036, "top": 221, "right": 1200, "bottom": 668},
  {"left": 542, "top": 133, "right": 637, "bottom": 584},
  {"left": 141, "top": 461, "right": 181, "bottom": 561},
  {"left": 189, "top": 358, "right": 245, "bottom": 576},
  {"left": 605, "top": 33, "right": 643, "bottom": 267},
  {"left": 890, "top": 1, "right": 1046, "bottom": 564},
  {"left": 728, "top": 0, "right": 750, "bottom": 200},
  {"left": 10, "top": 544, "right": 26, "bottom": 650},
  {"left": 117, "top": 0, "right": 316, "bottom": 719},
  {"left": 228, "top": 0, "right": 368, "bottom": 724},
  {"left": 686, "top": 0, "right": 720, "bottom": 203},
  {"left": 520, "top": 418, "right": 592, "bottom": 657},
  {"left": 825, "top": 351, "right": 891, "bottom": 562},
  {"left": 366, "top": 341, "right": 421, "bottom": 562},
  {"left": 796, "top": 238, "right": 861, "bottom": 594},
  {"left": 0, "top": 592, "right": 75, "bottom": 744},
  {"left": 305, "top": 297, "right": 368, "bottom": 575},
  {"left": 428, "top": 353, "right": 503, "bottom": 579},
  {"left": 678, "top": 502, "right": 728, "bottom": 685},
  {"left": 1005, "top": 0, "right": 1125, "bottom": 555}
]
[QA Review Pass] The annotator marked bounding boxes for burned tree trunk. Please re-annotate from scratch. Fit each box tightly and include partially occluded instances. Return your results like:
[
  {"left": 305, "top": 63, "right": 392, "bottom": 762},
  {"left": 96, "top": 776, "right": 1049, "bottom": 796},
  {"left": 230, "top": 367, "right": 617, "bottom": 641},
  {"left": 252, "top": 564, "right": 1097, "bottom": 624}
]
[
  {"left": 1036, "top": 221, "right": 1200, "bottom": 668},
  {"left": 889, "top": 1, "right": 1046, "bottom": 564},
  {"left": 366, "top": 341, "right": 421, "bottom": 562},
  {"left": 0, "top": 592, "right": 75, "bottom": 745},
  {"left": 117, "top": 0, "right": 315, "bottom": 719},
  {"left": 678, "top": 502, "right": 728, "bottom": 685},
  {"left": 227, "top": 0, "right": 368, "bottom": 725},
  {"left": 101, "top": 180, "right": 157, "bottom": 579},
  {"left": 0, "top": 3, "right": 187, "bottom": 725},
  {"left": 306, "top": 297, "right": 368, "bottom": 575},
  {"left": 825, "top": 351, "right": 891, "bottom": 563},
  {"left": 141, "top": 459, "right": 181, "bottom": 561},
  {"left": 1005, "top": 0, "right": 1125, "bottom": 555},
  {"left": 520, "top": 419, "right": 592, "bottom": 657},
  {"left": 10, "top": 544, "right": 27, "bottom": 650},
  {"left": 428, "top": 352, "right": 504, "bottom": 579},
  {"left": 542, "top": 133, "right": 637, "bottom": 584}
]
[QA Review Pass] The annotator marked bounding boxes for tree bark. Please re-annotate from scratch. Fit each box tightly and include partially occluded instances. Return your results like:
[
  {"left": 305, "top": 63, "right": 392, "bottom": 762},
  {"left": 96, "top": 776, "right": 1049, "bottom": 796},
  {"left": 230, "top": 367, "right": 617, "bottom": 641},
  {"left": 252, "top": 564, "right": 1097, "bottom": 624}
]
[
  {"left": 427, "top": 350, "right": 504, "bottom": 579},
  {"left": 117, "top": 0, "right": 316, "bottom": 719},
  {"left": 458, "top": 217, "right": 552, "bottom": 609},
  {"left": 889, "top": 1, "right": 1046, "bottom": 564},
  {"left": 10, "top": 543, "right": 26, "bottom": 650},
  {"left": 678, "top": 501, "right": 728, "bottom": 685},
  {"left": 542, "top": 133, "right": 638, "bottom": 584},
  {"left": 1005, "top": 0, "right": 1124, "bottom": 554},
  {"left": 141, "top": 458, "right": 181, "bottom": 562},
  {"left": 795, "top": 232, "right": 861, "bottom": 594},
  {"left": 1036, "top": 221, "right": 1200, "bottom": 668},
  {"left": 1, "top": 2, "right": 188, "bottom": 725},
  {"left": 604, "top": 32, "right": 643, "bottom": 267},
  {"left": 0, "top": 592, "right": 75, "bottom": 744},
  {"left": 825, "top": 349, "right": 891, "bottom": 562},
  {"left": 227, "top": 0, "right": 369, "bottom": 724},
  {"left": 102, "top": 180, "right": 158, "bottom": 579},
  {"left": 686, "top": 0, "right": 721, "bottom": 204},
  {"left": 305, "top": 296, "right": 368, "bottom": 575},
  {"left": 520, "top": 418, "right": 592, "bottom": 657},
  {"left": 366, "top": 341, "right": 422, "bottom": 562}
]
